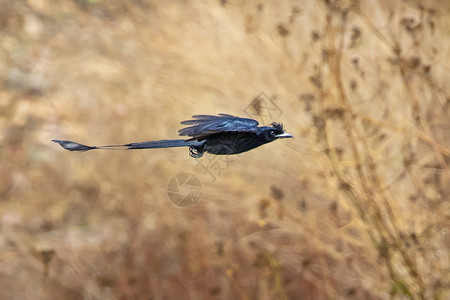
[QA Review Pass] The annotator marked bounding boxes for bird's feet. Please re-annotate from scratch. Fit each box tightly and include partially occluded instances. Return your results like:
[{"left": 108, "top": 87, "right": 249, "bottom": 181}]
[{"left": 189, "top": 146, "right": 203, "bottom": 158}]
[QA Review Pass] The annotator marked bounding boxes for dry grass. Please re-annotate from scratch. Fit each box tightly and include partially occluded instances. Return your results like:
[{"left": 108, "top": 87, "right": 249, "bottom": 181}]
[{"left": 1, "top": 0, "right": 449, "bottom": 299}]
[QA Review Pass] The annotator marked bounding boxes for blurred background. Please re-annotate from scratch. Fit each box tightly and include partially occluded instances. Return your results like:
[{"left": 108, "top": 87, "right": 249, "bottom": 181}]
[{"left": 1, "top": 0, "right": 449, "bottom": 299}]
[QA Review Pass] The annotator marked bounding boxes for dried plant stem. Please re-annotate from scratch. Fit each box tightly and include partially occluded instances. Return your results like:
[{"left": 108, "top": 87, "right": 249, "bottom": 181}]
[{"left": 319, "top": 5, "right": 430, "bottom": 299}]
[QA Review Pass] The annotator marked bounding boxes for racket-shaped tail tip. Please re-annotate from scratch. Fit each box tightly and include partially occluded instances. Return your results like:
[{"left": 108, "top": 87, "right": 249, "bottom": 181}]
[{"left": 52, "top": 140, "right": 96, "bottom": 151}]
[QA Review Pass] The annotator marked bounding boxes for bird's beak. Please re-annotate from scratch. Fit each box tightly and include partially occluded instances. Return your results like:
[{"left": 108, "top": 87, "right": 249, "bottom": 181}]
[{"left": 275, "top": 132, "right": 293, "bottom": 139}]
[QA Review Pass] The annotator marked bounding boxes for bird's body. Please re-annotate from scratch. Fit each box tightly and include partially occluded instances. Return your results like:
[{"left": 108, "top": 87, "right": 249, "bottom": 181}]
[
  {"left": 53, "top": 114, "right": 292, "bottom": 157},
  {"left": 198, "top": 131, "right": 266, "bottom": 155}
]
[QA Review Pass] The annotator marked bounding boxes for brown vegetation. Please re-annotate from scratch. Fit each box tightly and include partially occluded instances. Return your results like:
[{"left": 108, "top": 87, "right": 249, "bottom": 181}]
[{"left": 0, "top": 0, "right": 449, "bottom": 299}]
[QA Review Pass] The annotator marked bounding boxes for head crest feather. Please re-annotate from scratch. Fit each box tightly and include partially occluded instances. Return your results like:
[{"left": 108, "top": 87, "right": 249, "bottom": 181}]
[{"left": 270, "top": 122, "right": 284, "bottom": 132}]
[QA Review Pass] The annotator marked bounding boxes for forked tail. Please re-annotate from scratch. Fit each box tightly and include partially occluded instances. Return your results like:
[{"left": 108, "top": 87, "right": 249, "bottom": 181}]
[{"left": 52, "top": 139, "right": 201, "bottom": 152}]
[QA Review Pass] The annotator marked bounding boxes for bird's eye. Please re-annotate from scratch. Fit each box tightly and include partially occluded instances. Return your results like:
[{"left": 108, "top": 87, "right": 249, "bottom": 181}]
[{"left": 271, "top": 131, "right": 276, "bottom": 136}]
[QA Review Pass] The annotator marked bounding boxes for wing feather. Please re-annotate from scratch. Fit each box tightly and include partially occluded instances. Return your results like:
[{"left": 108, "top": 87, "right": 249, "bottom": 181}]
[{"left": 179, "top": 114, "right": 259, "bottom": 138}]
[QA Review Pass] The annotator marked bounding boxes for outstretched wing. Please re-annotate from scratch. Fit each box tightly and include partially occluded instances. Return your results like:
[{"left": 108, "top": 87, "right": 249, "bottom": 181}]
[{"left": 178, "top": 114, "right": 259, "bottom": 139}]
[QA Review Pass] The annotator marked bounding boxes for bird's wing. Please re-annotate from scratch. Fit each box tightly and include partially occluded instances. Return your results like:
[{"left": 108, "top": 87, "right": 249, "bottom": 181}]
[{"left": 178, "top": 114, "right": 259, "bottom": 138}]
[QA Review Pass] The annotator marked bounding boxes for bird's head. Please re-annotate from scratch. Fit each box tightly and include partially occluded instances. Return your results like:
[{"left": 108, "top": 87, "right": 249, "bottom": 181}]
[{"left": 260, "top": 122, "right": 293, "bottom": 142}]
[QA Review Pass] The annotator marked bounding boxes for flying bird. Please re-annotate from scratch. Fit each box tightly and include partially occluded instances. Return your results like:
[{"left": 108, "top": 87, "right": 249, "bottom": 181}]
[{"left": 52, "top": 114, "right": 293, "bottom": 158}]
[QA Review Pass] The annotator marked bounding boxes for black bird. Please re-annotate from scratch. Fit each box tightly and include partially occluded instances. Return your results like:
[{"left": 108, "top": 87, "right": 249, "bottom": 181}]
[{"left": 52, "top": 114, "right": 293, "bottom": 158}]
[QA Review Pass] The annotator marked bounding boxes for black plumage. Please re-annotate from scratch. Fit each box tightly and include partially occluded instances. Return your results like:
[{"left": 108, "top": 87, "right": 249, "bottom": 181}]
[{"left": 53, "top": 114, "right": 293, "bottom": 158}]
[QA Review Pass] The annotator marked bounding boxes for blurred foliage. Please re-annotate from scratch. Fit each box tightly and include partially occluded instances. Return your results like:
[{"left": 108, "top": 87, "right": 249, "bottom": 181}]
[{"left": 0, "top": 0, "right": 449, "bottom": 299}]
